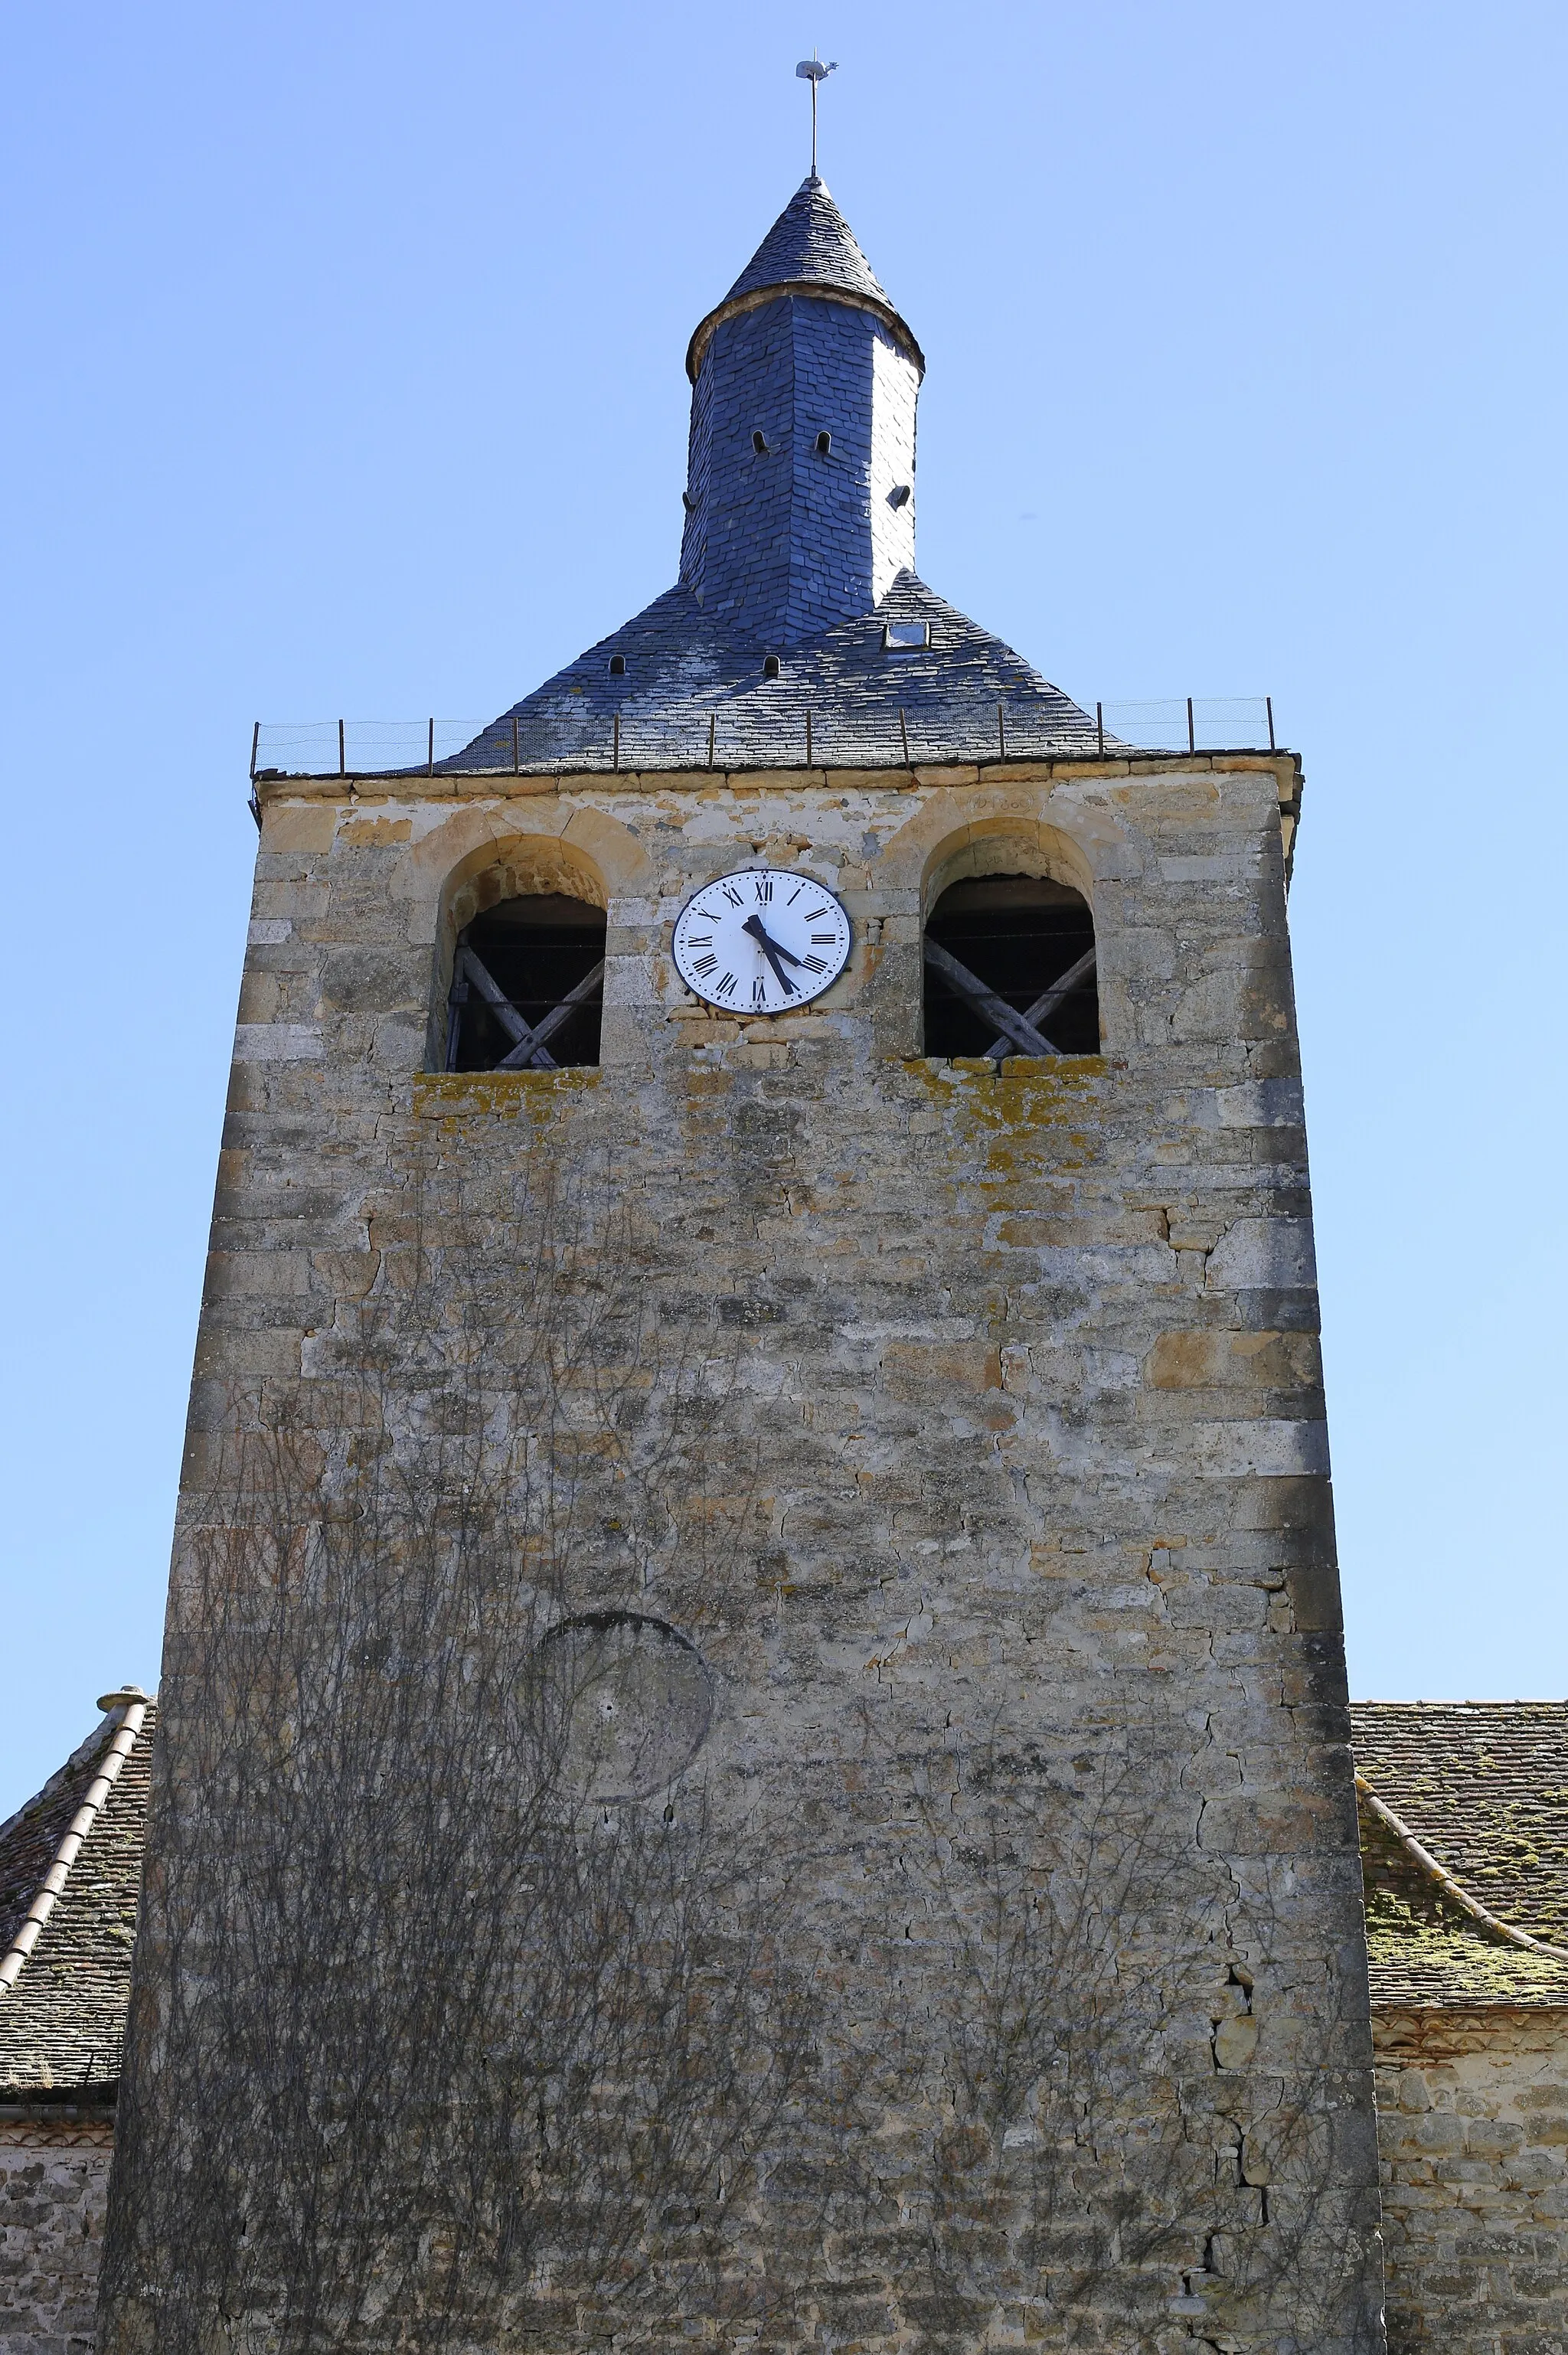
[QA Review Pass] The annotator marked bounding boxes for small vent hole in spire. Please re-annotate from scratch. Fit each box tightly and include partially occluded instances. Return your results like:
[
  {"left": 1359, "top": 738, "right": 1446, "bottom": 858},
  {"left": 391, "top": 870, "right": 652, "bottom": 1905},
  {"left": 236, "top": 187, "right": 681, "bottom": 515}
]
[
  {"left": 763, "top": 655, "right": 781, "bottom": 681},
  {"left": 888, "top": 484, "right": 911, "bottom": 509},
  {"left": 753, "top": 430, "right": 770, "bottom": 456},
  {"left": 815, "top": 431, "right": 831, "bottom": 456},
  {"left": 608, "top": 655, "right": 626, "bottom": 677}
]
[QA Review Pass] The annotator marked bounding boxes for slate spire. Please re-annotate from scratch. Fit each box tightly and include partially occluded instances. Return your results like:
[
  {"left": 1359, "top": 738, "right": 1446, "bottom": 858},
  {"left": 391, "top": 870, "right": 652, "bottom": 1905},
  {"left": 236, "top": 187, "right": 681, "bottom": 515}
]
[
  {"left": 679, "top": 177, "right": 923, "bottom": 647},
  {"left": 726, "top": 174, "right": 885, "bottom": 296},
  {"left": 687, "top": 175, "right": 922, "bottom": 382},
  {"left": 460, "top": 168, "right": 1102, "bottom": 775}
]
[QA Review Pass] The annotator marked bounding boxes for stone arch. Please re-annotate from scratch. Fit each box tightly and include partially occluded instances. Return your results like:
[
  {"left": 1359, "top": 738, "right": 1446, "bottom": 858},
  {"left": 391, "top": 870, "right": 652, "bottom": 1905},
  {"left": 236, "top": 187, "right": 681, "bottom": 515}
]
[
  {"left": 872, "top": 795, "right": 1113, "bottom": 1059},
  {"left": 918, "top": 814, "right": 1098, "bottom": 920},
  {"left": 873, "top": 788, "right": 1115, "bottom": 916},
  {"left": 403, "top": 803, "right": 656, "bottom": 942},
  {"left": 403, "top": 806, "right": 656, "bottom": 1071},
  {"left": 442, "top": 831, "right": 608, "bottom": 939}
]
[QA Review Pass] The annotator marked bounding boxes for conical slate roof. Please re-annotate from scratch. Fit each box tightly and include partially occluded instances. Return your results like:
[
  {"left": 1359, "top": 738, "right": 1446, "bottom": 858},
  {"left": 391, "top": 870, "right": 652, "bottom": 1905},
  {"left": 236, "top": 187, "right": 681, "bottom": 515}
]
[
  {"left": 687, "top": 175, "right": 922, "bottom": 380},
  {"left": 724, "top": 174, "right": 891, "bottom": 309}
]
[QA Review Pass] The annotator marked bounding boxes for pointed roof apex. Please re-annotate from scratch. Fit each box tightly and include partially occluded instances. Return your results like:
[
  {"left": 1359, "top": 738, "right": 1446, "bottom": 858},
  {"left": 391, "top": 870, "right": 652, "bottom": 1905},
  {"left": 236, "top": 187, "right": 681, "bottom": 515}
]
[
  {"left": 687, "top": 175, "right": 923, "bottom": 383},
  {"left": 724, "top": 175, "right": 890, "bottom": 310}
]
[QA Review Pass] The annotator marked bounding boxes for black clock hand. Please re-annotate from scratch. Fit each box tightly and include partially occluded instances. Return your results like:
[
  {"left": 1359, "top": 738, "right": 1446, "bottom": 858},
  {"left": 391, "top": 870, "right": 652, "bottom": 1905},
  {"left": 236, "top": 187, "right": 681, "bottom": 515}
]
[
  {"left": 759, "top": 942, "right": 795, "bottom": 994},
  {"left": 740, "top": 914, "right": 798, "bottom": 997},
  {"left": 741, "top": 913, "right": 804, "bottom": 967}
]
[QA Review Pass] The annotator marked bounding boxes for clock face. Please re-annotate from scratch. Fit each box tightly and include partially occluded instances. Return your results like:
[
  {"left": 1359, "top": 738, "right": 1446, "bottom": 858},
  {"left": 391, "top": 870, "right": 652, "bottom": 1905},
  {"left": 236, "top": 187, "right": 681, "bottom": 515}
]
[{"left": 672, "top": 867, "right": 852, "bottom": 1014}]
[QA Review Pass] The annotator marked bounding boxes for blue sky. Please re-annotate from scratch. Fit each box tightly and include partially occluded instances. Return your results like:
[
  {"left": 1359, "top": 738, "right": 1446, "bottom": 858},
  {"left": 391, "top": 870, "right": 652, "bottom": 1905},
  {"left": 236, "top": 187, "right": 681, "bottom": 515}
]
[{"left": 2, "top": 0, "right": 1564, "bottom": 1808}]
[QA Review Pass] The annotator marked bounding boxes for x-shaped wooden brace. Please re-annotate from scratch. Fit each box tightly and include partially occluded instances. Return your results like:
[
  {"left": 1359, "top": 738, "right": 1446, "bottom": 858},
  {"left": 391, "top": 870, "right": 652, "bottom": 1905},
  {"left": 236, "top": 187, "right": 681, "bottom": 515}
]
[
  {"left": 923, "top": 939, "right": 1097, "bottom": 1060},
  {"left": 449, "top": 943, "right": 606, "bottom": 1071}
]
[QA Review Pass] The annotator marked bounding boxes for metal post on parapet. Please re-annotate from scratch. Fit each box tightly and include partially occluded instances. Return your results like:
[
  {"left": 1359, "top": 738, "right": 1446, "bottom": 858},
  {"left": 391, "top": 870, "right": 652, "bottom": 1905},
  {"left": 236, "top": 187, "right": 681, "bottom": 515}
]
[{"left": 1187, "top": 697, "right": 1195, "bottom": 754}]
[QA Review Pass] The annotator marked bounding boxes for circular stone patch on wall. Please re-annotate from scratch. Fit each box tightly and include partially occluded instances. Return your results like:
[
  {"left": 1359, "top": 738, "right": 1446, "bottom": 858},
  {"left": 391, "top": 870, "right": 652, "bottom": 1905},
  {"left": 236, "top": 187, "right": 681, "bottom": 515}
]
[{"left": 532, "top": 1611, "right": 715, "bottom": 1805}]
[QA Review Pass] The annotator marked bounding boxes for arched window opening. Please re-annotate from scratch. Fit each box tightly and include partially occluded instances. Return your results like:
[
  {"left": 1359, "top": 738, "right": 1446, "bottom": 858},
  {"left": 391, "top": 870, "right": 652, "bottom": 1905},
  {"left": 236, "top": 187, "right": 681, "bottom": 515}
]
[
  {"left": 446, "top": 894, "right": 606, "bottom": 1071},
  {"left": 923, "top": 875, "right": 1098, "bottom": 1059},
  {"left": 815, "top": 430, "right": 832, "bottom": 456}
]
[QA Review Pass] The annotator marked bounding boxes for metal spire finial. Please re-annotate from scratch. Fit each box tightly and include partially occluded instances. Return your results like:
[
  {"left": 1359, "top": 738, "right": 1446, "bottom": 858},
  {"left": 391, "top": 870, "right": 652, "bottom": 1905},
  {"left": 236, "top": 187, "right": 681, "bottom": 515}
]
[{"left": 795, "top": 51, "right": 837, "bottom": 179}]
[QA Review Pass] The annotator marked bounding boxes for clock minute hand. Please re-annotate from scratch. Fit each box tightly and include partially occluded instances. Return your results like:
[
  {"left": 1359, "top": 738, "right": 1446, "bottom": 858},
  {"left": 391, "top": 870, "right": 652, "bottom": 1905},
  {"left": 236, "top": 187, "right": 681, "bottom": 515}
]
[
  {"left": 741, "top": 913, "right": 800, "bottom": 996},
  {"left": 741, "top": 913, "right": 804, "bottom": 967}
]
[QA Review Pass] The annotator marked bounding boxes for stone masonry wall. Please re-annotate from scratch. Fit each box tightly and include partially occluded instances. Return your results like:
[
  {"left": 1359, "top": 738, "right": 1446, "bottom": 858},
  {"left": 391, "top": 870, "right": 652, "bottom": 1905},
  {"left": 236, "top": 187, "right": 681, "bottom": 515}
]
[
  {"left": 32, "top": 2020, "right": 1568, "bottom": 2355},
  {"left": 103, "top": 750, "right": 1383, "bottom": 2353},
  {"left": 0, "top": 2126, "right": 112, "bottom": 2355},
  {"left": 1375, "top": 2007, "right": 1568, "bottom": 2355}
]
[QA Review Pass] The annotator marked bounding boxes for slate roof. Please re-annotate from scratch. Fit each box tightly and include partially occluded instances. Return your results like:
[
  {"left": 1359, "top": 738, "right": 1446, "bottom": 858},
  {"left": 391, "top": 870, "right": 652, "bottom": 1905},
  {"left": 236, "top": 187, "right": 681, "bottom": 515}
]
[
  {"left": 1352, "top": 1701, "right": 1568, "bottom": 2010},
  {"left": 436, "top": 173, "right": 1096, "bottom": 778},
  {"left": 0, "top": 1695, "right": 155, "bottom": 2098},
  {"left": 721, "top": 175, "right": 893, "bottom": 312},
  {"left": 452, "top": 572, "right": 1104, "bottom": 776},
  {"left": 687, "top": 175, "right": 920, "bottom": 379}
]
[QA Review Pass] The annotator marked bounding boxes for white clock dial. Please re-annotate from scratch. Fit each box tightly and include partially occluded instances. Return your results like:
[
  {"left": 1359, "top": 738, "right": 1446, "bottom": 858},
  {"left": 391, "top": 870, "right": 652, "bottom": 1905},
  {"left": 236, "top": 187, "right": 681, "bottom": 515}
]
[{"left": 672, "top": 867, "right": 851, "bottom": 1014}]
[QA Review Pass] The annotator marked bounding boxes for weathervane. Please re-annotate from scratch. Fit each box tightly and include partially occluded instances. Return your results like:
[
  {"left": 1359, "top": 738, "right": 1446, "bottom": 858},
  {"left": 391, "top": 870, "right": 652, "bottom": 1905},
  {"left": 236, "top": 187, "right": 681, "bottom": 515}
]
[{"left": 795, "top": 51, "right": 837, "bottom": 179}]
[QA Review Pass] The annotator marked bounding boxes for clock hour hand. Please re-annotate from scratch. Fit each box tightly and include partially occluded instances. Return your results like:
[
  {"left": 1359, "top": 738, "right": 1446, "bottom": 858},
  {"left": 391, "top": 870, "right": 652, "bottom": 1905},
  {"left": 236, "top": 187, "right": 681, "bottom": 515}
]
[
  {"left": 741, "top": 913, "right": 804, "bottom": 968},
  {"left": 741, "top": 913, "right": 800, "bottom": 995}
]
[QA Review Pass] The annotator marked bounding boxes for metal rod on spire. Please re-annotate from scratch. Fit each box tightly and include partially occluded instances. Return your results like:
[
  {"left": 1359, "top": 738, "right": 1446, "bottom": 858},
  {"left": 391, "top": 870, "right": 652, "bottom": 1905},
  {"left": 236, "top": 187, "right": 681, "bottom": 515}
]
[{"left": 795, "top": 52, "right": 837, "bottom": 178}]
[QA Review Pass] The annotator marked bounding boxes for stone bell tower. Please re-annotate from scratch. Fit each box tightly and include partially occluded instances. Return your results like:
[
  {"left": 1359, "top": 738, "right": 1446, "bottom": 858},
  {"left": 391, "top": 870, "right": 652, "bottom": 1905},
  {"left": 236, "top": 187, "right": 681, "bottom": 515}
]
[{"left": 103, "top": 171, "right": 1383, "bottom": 2355}]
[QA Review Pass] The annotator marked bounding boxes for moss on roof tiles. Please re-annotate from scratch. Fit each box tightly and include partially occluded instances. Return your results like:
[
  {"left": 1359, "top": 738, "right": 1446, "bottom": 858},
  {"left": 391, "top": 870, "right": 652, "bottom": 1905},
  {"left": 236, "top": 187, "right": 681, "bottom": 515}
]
[
  {"left": 0, "top": 1702, "right": 155, "bottom": 2095},
  {"left": 1354, "top": 1701, "right": 1568, "bottom": 2010}
]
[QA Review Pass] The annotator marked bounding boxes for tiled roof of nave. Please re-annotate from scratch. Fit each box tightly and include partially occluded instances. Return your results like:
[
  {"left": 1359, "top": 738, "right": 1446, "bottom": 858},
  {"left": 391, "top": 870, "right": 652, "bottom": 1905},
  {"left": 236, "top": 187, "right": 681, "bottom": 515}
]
[
  {"left": 1353, "top": 1701, "right": 1568, "bottom": 2010},
  {"left": 0, "top": 1697, "right": 155, "bottom": 2095}
]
